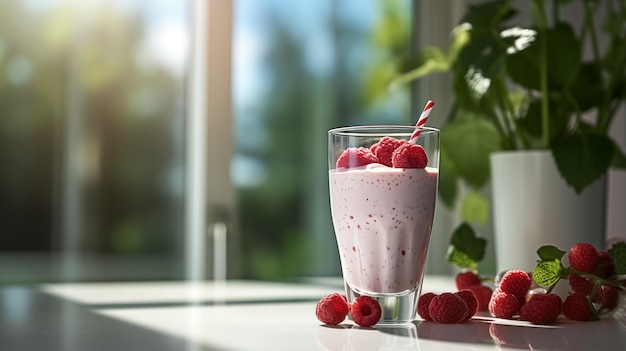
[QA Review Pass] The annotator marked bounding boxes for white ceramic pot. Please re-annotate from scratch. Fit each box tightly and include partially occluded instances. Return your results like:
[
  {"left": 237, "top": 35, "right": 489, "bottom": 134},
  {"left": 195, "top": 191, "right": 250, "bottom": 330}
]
[{"left": 491, "top": 151, "right": 606, "bottom": 274}]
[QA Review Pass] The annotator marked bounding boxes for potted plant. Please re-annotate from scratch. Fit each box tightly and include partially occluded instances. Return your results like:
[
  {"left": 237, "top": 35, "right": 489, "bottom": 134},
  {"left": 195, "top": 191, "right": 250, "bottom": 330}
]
[{"left": 391, "top": 0, "right": 626, "bottom": 273}]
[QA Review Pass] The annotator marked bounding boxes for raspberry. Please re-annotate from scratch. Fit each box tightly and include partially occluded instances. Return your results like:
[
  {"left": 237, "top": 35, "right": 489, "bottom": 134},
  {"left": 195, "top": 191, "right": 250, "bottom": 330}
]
[
  {"left": 369, "top": 142, "right": 379, "bottom": 154},
  {"left": 562, "top": 293, "right": 594, "bottom": 321},
  {"left": 455, "top": 271, "right": 481, "bottom": 291},
  {"left": 594, "top": 285, "right": 620, "bottom": 313},
  {"left": 350, "top": 296, "right": 381, "bottom": 327},
  {"left": 315, "top": 293, "right": 349, "bottom": 325},
  {"left": 336, "top": 147, "right": 378, "bottom": 169},
  {"left": 568, "top": 243, "right": 599, "bottom": 273},
  {"left": 428, "top": 292, "right": 468, "bottom": 323},
  {"left": 519, "top": 293, "right": 561, "bottom": 325},
  {"left": 455, "top": 290, "right": 478, "bottom": 321},
  {"left": 498, "top": 270, "right": 531, "bottom": 298},
  {"left": 417, "top": 292, "right": 437, "bottom": 321},
  {"left": 467, "top": 284, "right": 493, "bottom": 311},
  {"left": 568, "top": 274, "right": 594, "bottom": 295},
  {"left": 595, "top": 251, "right": 616, "bottom": 278},
  {"left": 488, "top": 291, "right": 520, "bottom": 319},
  {"left": 372, "top": 137, "right": 404, "bottom": 167},
  {"left": 391, "top": 143, "right": 428, "bottom": 169},
  {"left": 531, "top": 292, "right": 563, "bottom": 308}
]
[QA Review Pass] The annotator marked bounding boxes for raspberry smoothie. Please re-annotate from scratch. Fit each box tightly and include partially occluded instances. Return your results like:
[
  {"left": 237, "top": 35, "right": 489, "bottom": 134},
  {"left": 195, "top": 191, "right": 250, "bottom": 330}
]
[{"left": 329, "top": 163, "right": 438, "bottom": 294}]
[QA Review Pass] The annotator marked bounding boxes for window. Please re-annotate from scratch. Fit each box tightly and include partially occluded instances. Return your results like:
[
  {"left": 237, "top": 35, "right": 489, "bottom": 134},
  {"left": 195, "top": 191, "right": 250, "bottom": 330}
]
[
  {"left": 0, "top": 0, "right": 190, "bottom": 281},
  {"left": 232, "top": 0, "right": 415, "bottom": 279},
  {"left": 1, "top": 0, "right": 472, "bottom": 283}
]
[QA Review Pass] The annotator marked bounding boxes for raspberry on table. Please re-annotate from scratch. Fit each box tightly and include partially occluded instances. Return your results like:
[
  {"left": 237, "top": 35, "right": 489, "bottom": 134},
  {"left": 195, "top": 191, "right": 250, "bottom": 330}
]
[
  {"left": 467, "top": 284, "right": 493, "bottom": 311},
  {"left": 455, "top": 290, "right": 478, "bottom": 321},
  {"left": 519, "top": 293, "right": 561, "bottom": 325},
  {"left": 567, "top": 243, "right": 599, "bottom": 273},
  {"left": 488, "top": 290, "right": 520, "bottom": 319},
  {"left": 562, "top": 293, "right": 594, "bottom": 321},
  {"left": 568, "top": 274, "right": 594, "bottom": 296},
  {"left": 595, "top": 251, "right": 616, "bottom": 278},
  {"left": 455, "top": 271, "right": 481, "bottom": 291},
  {"left": 372, "top": 137, "right": 404, "bottom": 167},
  {"left": 594, "top": 285, "right": 620, "bottom": 313},
  {"left": 350, "top": 296, "right": 382, "bottom": 327},
  {"left": 391, "top": 143, "right": 428, "bottom": 169},
  {"left": 417, "top": 292, "right": 437, "bottom": 321},
  {"left": 428, "top": 292, "right": 468, "bottom": 323},
  {"left": 530, "top": 292, "right": 563, "bottom": 308},
  {"left": 497, "top": 270, "right": 531, "bottom": 299},
  {"left": 315, "top": 293, "right": 350, "bottom": 325},
  {"left": 336, "top": 147, "right": 378, "bottom": 169}
]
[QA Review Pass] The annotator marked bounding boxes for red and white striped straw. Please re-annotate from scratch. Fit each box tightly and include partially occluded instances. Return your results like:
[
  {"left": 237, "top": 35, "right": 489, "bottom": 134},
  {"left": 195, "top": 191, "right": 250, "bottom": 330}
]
[{"left": 408, "top": 100, "right": 435, "bottom": 143}]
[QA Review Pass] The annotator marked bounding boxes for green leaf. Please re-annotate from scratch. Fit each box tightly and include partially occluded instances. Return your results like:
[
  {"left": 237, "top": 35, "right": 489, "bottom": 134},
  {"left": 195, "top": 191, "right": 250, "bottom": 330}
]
[
  {"left": 544, "top": 22, "right": 581, "bottom": 89},
  {"left": 506, "top": 30, "right": 541, "bottom": 90},
  {"left": 438, "top": 146, "right": 459, "bottom": 207},
  {"left": 389, "top": 46, "right": 449, "bottom": 89},
  {"left": 608, "top": 241, "right": 626, "bottom": 275},
  {"left": 446, "top": 223, "right": 487, "bottom": 269},
  {"left": 460, "top": 191, "right": 490, "bottom": 225},
  {"left": 552, "top": 134, "right": 615, "bottom": 192},
  {"left": 611, "top": 142, "right": 626, "bottom": 169},
  {"left": 533, "top": 258, "right": 564, "bottom": 287},
  {"left": 446, "top": 248, "right": 478, "bottom": 269},
  {"left": 569, "top": 63, "right": 604, "bottom": 112},
  {"left": 537, "top": 245, "right": 566, "bottom": 261},
  {"left": 460, "top": 0, "right": 516, "bottom": 29},
  {"left": 441, "top": 112, "right": 502, "bottom": 188},
  {"left": 507, "top": 22, "right": 581, "bottom": 90},
  {"left": 455, "top": 29, "right": 507, "bottom": 103}
]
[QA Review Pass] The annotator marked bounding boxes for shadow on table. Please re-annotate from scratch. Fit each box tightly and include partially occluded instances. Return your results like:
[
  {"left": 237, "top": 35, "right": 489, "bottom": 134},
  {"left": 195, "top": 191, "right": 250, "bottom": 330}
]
[
  {"left": 315, "top": 314, "right": 626, "bottom": 351},
  {"left": 316, "top": 323, "right": 420, "bottom": 350},
  {"left": 0, "top": 287, "right": 223, "bottom": 351},
  {"left": 416, "top": 315, "right": 626, "bottom": 351}
]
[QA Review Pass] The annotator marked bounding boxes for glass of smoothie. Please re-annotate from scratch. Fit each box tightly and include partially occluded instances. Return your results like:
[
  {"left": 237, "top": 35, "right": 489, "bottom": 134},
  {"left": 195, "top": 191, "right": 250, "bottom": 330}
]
[{"left": 328, "top": 125, "right": 439, "bottom": 324}]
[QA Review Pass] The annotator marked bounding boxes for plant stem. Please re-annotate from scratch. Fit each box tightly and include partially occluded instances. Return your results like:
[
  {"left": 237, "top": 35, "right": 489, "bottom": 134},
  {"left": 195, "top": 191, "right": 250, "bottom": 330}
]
[
  {"left": 588, "top": 281, "right": 601, "bottom": 320},
  {"left": 564, "top": 267, "right": 626, "bottom": 288},
  {"left": 565, "top": 90, "right": 582, "bottom": 132},
  {"left": 597, "top": 0, "right": 626, "bottom": 133},
  {"left": 493, "top": 74, "right": 521, "bottom": 148},
  {"left": 583, "top": 0, "right": 601, "bottom": 64},
  {"left": 533, "top": 0, "right": 550, "bottom": 149}
]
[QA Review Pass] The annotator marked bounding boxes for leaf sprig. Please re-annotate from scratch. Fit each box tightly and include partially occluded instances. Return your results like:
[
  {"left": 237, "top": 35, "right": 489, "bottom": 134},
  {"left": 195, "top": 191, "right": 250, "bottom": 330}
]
[
  {"left": 532, "top": 242, "right": 626, "bottom": 320},
  {"left": 447, "top": 222, "right": 626, "bottom": 320}
]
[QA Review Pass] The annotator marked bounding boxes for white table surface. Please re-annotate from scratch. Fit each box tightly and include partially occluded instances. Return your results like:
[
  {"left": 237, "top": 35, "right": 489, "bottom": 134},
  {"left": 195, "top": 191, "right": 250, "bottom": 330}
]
[{"left": 1, "top": 276, "right": 625, "bottom": 350}]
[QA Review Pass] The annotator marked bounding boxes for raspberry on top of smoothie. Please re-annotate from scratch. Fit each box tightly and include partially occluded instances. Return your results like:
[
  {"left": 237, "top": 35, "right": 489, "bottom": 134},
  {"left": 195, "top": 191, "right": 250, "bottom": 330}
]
[{"left": 335, "top": 136, "right": 428, "bottom": 170}]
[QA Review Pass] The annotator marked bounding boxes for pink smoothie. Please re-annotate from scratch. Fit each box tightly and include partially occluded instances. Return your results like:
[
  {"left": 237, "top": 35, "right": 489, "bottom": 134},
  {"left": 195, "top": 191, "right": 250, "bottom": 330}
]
[{"left": 329, "top": 163, "right": 438, "bottom": 294}]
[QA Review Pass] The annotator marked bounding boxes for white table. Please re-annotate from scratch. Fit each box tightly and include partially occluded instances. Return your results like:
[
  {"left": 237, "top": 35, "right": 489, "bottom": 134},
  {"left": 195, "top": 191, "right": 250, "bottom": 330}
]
[{"left": 1, "top": 276, "right": 625, "bottom": 350}]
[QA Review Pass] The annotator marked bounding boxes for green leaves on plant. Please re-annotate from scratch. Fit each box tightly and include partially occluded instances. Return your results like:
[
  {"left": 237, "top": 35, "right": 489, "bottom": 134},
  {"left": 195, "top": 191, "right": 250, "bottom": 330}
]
[
  {"left": 460, "top": 191, "right": 490, "bottom": 225},
  {"left": 441, "top": 112, "right": 502, "bottom": 188},
  {"left": 611, "top": 142, "right": 626, "bottom": 169},
  {"left": 438, "top": 147, "right": 459, "bottom": 207},
  {"left": 533, "top": 245, "right": 566, "bottom": 287},
  {"left": 552, "top": 134, "right": 615, "bottom": 192},
  {"left": 533, "top": 258, "right": 564, "bottom": 287},
  {"left": 536, "top": 245, "right": 566, "bottom": 261},
  {"left": 446, "top": 223, "right": 487, "bottom": 269},
  {"left": 569, "top": 63, "right": 604, "bottom": 112},
  {"left": 507, "top": 22, "right": 581, "bottom": 90},
  {"left": 460, "top": 0, "right": 516, "bottom": 29},
  {"left": 389, "top": 46, "right": 449, "bottom": 90},
  {"left": 608, "top": 241, "right": 626, "bottom": 275}
]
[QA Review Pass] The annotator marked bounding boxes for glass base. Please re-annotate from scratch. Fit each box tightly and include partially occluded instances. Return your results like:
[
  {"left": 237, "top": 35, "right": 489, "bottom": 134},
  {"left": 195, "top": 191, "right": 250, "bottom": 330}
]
[{"left": 345, "top": 282, "right": 419, "bottom": 324}]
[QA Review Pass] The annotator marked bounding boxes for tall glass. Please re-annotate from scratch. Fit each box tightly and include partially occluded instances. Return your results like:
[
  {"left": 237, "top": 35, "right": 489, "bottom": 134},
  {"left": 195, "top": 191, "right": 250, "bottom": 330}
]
[{"left": 328, "top": 125, "right": 439, "bottom": 324}]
